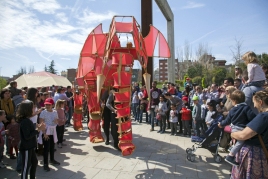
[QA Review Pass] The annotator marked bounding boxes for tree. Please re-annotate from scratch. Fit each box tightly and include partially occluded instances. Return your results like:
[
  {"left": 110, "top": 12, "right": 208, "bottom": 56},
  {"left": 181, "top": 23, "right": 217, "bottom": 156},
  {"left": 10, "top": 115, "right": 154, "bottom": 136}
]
[
  {"left": 28, "top": 66, "right": 35, "bottom": 74},
  {"left": 230, "top": 37, "right": 243, "bottom": 65},
  {"left": 16, "top": 66, "right": 27, "bottom": 76},
  {"left": 44, "top": 65, "right": 48, "bottom": 72},
  {"left": 212, "top": 67, "right": 227, "bottom": 85},
  {"left": 48, "top": 60, "right": 57, "bottom": 74},
  {"left": 0, "top": 77, "right": 7, "bottom": 90},
  {"left": 258, "top": 53, "right": 268, "bottom": 65},
  {"left": 187, "top": 63, "right": 203, "bottom": 78}
]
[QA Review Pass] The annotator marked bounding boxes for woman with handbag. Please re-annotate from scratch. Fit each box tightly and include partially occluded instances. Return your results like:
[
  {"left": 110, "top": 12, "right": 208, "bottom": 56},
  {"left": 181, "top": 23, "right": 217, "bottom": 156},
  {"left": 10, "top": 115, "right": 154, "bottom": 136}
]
[{"left": 230, "top": 89, "right": 268, "bottom": 179}]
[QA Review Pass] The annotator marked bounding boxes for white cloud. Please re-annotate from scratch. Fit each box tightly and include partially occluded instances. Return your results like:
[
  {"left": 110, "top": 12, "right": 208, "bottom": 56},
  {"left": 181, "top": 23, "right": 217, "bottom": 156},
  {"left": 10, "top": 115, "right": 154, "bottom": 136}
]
[
  {"left": 182, "top": 2, "right": 205, "bottom": 9},
  {"left": 22, "top": 0, "right": 61, "bottom": 14},
  {"left": 61, "top": 58, "right": 71, "bottom": 60},
  {"left": 77, "top": 9, "right": 116, "bottom": 25},
  {"left": 56, "top": 12, "right": 68, "bottom": 23}
]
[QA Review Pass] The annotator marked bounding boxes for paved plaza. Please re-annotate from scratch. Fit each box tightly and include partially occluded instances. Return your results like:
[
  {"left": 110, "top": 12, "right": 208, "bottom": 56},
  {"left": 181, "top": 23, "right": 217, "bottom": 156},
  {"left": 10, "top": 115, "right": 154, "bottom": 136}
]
[{"left": 1, "top": 117, "right": 231, "bottom": 179}]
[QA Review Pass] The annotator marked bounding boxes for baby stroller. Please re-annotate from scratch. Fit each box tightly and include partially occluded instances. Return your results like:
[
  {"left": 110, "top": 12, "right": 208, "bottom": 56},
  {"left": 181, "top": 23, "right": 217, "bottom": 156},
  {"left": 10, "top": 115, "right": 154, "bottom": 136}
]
[{"left": 186, "top": 114, "right": 224, "bottom": 163}]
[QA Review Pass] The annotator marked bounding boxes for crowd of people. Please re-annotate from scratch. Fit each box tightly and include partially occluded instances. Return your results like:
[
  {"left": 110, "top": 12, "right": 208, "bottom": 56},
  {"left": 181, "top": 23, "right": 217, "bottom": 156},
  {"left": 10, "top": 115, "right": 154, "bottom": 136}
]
[
  {"left": 131, "top": 51, "right": 268, "bottom": 178},
  {"left": 0, "top": 51, "right": 268, "bottom": 178},
  {"left": 0, "top": 83, "right": 74, "bottom": 178}
]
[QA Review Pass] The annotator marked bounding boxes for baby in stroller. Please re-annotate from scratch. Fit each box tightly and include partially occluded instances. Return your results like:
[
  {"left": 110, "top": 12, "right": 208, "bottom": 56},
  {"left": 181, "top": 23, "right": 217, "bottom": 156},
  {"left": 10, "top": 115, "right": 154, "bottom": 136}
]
[
  {"left": 218, "top": 90, "right": 256, "bottom": 166},
  {"left": 187, "top": 111, "right": 224, "bottom": 162}
]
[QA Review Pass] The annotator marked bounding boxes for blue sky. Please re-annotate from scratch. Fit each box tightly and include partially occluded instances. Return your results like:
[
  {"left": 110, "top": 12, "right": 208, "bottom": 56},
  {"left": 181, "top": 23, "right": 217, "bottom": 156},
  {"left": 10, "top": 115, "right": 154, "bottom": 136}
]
[{"left": 0, "top": 0, "right": 268, "bottom": 77}]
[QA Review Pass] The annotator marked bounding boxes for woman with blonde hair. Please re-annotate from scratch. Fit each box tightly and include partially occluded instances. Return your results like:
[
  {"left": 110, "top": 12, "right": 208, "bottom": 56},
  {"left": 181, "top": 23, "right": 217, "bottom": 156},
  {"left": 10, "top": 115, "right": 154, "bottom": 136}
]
[{"left": 219, "top": 86, "right": 236, "bottom": 117}]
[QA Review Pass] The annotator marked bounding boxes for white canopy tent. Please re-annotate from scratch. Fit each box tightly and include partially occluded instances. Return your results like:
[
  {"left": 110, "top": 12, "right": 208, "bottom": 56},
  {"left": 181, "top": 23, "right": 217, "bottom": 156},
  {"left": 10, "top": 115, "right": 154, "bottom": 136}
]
[{"left": 6, "top": 71, "right": 72, "bottom": 89}]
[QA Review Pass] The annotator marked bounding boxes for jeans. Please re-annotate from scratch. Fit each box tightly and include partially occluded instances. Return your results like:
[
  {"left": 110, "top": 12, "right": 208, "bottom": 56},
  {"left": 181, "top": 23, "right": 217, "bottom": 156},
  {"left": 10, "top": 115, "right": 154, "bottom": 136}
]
[
  {"left": 16, "top": 150, "right": 22, "bottom": 171},
  {"left": 66, "top": 107, "right": 73, "bottom": 124},
  {"left": 150, "top": 109, "right": 156, "bottom": 129},
  {"left": 132, "top": 103, "right": 139, "bottom": 119},
  {"left": 230, "top": 125, "right": 244, "bottom": 155},
  {"left": 241, "top": 80, "right": 265, "bottom": 90},
  {"left": 135, "top": 106, "right": 140, "bottom": 122},
  {"left": 159, "top": 115, "right": 167, "bottom": 132},
  {"left": 56, "top": 125, "right": 64, "bottom": 144},
  {"left": 195, "top": 120, "right": 202, "bottom": 136},
  {"left": 182, "top": 120, "right": 190, "bottom": 135},
  {"left": 139, "top": 110, "right": 148, "bottom": 123},
  {"left": 170, "top": 122, "right": 178, "bottom": 134}
]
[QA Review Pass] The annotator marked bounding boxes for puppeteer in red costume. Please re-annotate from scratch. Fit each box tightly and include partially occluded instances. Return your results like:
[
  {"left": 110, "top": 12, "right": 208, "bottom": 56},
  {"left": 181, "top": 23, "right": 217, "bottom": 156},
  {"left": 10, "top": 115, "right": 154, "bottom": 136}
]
[{"left": 74, "top": 16, "right": 170, "bottom": 156}]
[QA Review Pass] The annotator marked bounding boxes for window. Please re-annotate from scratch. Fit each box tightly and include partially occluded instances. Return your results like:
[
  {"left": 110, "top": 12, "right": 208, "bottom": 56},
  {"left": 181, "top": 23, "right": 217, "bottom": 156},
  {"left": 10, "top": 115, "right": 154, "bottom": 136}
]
[
  {"left": 160, "top": 63, "right": 163, "bottom": 65},
  {"left": 160, "top": 76, "right": 163, "bottom": 78}
]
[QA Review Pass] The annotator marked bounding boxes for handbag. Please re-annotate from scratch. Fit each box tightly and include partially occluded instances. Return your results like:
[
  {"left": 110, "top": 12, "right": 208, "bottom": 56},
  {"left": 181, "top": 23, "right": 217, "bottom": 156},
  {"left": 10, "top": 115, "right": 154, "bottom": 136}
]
[
  {"left": 156, "top": 113, "right": 161, "bottom": 120},
  {"left": 258, "top": 135, "right": 268, "bottom": 163},
  {"left": 224, "top": 125, "right": 232, "bottom": 133}
]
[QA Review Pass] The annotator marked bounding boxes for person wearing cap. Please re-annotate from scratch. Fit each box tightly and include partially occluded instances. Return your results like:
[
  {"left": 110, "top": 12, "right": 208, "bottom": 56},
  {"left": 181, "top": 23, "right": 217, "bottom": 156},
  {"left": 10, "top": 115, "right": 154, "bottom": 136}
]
[
  {"left": 184, "top": 78, "right": 192, "bottom": 89},
  {"left": 192, "top": 95, "right": 202, "bottom": 137},
  {"left": 39, "top": 98, "right": 60, "bottom": 171},
  {"left": 235, "top": 66, "right": 243, "bottom": 79}
]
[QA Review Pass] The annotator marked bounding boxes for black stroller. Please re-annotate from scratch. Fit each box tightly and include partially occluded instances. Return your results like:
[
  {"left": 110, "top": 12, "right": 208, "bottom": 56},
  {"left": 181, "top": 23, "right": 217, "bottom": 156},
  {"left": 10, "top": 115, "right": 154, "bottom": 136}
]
[{"left": 186, "top": 114, "right": 224, "bottom": 163}]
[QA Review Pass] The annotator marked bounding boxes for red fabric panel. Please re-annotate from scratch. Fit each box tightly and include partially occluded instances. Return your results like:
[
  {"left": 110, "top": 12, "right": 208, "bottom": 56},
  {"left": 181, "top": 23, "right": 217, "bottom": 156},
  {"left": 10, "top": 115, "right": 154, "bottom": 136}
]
[
  {"left": 81, "top": 35, "right": 94, "bottom": 57},
  {"left": 115, "top": 22, "right": 133, "bottom": 33},
  {"left": 94, "top": 57, "right": 103, "bottom": 75},
  {"left": 79, "top": 57, "right": 95, "bottom": 77},
  {"left": 144, "top": 25, "right": 158, "bottom": 57},
  {"left": 76, "top": 77, "right": 84, "bottom": 86},
  {"left": 95, "top": 34, "right": 107, "bottom": 56},
  {"left": 112, "top": 53, "right": 134, "bottom": 66},
  {"left": 159, "top": 31, "right": 171, "bottom": 58},
  {"left": 112, "top": 72, "right": 132, "bottom": 88},
  {"left": 114, "top": 91, "right": 130, "bottom": 102},
  {"left": 93, "top": 24, "right": 103, "bottom": 34}
]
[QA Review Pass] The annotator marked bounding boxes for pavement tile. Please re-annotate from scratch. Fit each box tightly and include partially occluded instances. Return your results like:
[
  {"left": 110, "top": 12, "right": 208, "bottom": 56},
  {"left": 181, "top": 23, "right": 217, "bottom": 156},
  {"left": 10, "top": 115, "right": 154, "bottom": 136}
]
[
  {"left": 92, "top": 169, "right": 120, "bottom": 179},
  {"left": 94, "top": 158, "right": 121, "bottom": 170},
  {"left": 69, "top": 167, "right": 101, "bottom": 179},
  {"left": 112, "top": 158, "right": 139, "bottom": 172}
]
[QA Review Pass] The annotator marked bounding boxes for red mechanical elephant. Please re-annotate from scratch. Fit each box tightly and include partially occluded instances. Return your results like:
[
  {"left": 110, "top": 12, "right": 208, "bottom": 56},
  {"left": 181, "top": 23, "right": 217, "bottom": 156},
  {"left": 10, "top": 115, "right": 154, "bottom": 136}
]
[{"left": 74, "top": 16, "right": 170, "bottom": 156}]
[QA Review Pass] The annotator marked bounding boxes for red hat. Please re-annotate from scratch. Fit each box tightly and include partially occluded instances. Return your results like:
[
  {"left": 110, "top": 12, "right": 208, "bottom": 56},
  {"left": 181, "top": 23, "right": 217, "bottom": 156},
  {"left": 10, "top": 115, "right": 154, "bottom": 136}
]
[
  {"left": 44, "top": 98, "right": 54, "bottom": 105},
  {"left": 182, "top": 96, "right": 188, "bottom": 101}
]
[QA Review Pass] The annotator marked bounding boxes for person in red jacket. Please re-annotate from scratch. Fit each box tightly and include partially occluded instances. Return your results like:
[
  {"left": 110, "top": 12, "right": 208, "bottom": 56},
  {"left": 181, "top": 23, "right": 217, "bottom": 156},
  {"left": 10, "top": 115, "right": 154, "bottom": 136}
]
[{"left": 180, "top": 96, "right": 191, "bottom": 137}]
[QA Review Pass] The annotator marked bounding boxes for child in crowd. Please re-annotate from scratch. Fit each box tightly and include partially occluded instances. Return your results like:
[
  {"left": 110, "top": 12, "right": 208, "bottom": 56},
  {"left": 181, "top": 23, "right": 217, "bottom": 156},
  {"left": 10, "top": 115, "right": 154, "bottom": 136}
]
[
  {"left": 181, "top": 97, "right": 191, "bottom": 137},
  {"left": 17, "top": 100, "right": 46, "bottom": 179},
  {"left": 0, "top": 110, "right": 7, "bottom": 168},
  {"left": 55, "top": 99, "right": 66, "bottom": 148},
  {"left": 218, "top": 90, "right": 256, "bottom": 166},
  {"left": 169, "top": 104, "right": 178, "bottom": 135},
  {"left": 242, "top": 51, "right": 266, "bottom": 88},
  {"left": 156, "top": 95, "right": 168, "bottom": 134},
  {"left": 6, "top": 115, "right": 20, "bottom": 159},
  {"left": 192, "top": 96, "right": 202, "bottom": 137},
  {"left": 200, "top": 98, "right": 208, "bottom": 133},
  {"left": 205, "top": 100, "right": 217, "bottom": 128},
  {"left": 39, "top": 98, "right": 60, "bottom": 172}
]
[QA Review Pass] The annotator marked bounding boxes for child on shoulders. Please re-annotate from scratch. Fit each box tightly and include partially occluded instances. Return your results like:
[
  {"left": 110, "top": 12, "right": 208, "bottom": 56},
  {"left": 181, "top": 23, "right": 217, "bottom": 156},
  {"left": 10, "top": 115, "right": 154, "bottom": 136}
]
[{"left": 242, "top": 51, "right": 266, "bottom": 88}]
